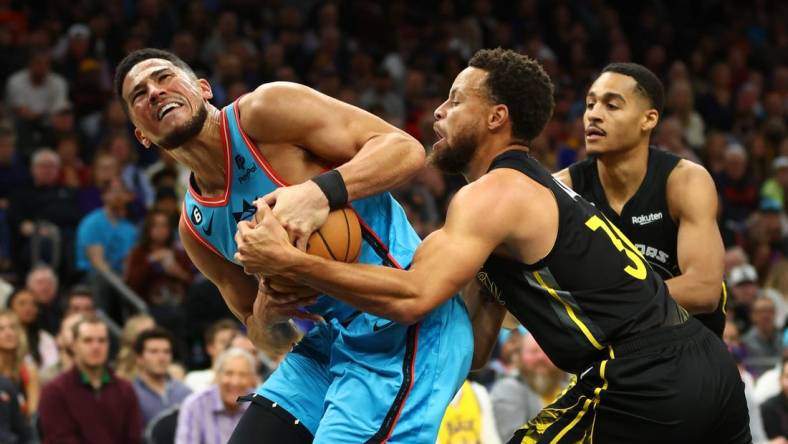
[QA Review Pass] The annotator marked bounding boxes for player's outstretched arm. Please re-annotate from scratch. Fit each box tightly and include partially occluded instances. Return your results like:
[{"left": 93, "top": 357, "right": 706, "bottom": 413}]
[
  {"left": 236, "top": 175, "right": 518, "bottom": 325},
  {"left": 179, "top": 218, "right": 300, "bottom": 356},
  {"left": 665, "top": 160, "right": 724, "bottom": 313}
]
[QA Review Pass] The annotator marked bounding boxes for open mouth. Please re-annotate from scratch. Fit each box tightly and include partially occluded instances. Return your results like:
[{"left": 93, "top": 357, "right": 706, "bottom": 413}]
[
  {"left": 433, "top": 124, "right": 446, "bottom": 145},
  {"left": 157, "top": 102, "right": 183, "bottom": 121}
]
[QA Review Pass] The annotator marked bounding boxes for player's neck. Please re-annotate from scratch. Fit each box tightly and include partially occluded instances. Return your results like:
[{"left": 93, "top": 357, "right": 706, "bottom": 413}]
[
  {"left": 169, "top": 107, "right": 227, "bottom": 197},
  {"left": 595, "top": 142, "right": 650, "bottom": 209},
  {"left": 465, "top": 136, "right": 527, "bottom": 182}
]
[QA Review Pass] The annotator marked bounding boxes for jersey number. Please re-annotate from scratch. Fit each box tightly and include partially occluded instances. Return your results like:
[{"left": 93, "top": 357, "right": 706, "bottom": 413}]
[{"left": 585, "top": 215, "right": 647, "bottom": 280}]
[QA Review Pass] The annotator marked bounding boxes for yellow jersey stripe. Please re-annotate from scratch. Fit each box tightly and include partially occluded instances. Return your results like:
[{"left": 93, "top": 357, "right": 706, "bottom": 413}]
[
  {"left": 721, "top": 282, "right": 728, "bottom": 315},
  {"left": 533, "top": 271, "right": 605, "bottom": 351},
  {"left": 550, "top": 398, "right": 593, "bottom": 444}
]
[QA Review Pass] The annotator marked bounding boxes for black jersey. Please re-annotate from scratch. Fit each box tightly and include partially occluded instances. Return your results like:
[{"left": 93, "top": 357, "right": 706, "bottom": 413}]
[
  {"left": 569, "top": 148, "right": 680, "bottom": 279},
  {"left": 480, "top": 150, "right": 686, "bottom": 374},
  {"left": 569, "top": 148, "right": 726, "bottom": 337}
]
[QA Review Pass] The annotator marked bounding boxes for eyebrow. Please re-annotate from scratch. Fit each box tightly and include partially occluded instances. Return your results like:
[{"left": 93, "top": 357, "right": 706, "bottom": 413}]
[
  {"left": 586, "top": 91, "right": 627, "bottom": 103},
  {"left": 127, "top": 67, "right": 170, "bottom": 102}
]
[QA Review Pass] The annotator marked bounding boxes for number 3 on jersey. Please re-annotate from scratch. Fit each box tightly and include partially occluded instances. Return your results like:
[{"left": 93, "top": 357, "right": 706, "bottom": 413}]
[{"left": 585, "top": 215, "right": 648, "bottom": 280}]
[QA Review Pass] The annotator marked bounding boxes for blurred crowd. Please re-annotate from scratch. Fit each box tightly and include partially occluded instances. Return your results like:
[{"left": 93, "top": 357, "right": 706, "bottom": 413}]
[{"left": 0, "top": 0, "right": 786, "bottom": 442}]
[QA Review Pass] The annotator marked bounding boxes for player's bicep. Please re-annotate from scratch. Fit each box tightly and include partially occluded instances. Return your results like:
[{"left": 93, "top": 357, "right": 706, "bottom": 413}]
[
  {"left": 671, "top": 165, "right": 724, "bottom": 279},
  {"left": 240, "top": 82, "right": 401, "bottom": 162},
  {"left": 409, "top": 185, "right": 512, "bottom": 305}
]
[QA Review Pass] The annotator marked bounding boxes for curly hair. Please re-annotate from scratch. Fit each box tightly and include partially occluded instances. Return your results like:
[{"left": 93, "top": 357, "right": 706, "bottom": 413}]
[
  {"left": 468, "top": 48, "right": 555, "bottom": 142},
  {"left": 114, "top": 48, "right": 196, "bottom": 114}
]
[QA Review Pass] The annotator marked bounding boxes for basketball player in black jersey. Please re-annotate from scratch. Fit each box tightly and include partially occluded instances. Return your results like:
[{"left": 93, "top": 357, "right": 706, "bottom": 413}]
[
  {"left": 236, "top": 48, "right": 750, "bottom": 443},
  {"left": 554, "top": 63, "right": 728, "bottom": 337}
]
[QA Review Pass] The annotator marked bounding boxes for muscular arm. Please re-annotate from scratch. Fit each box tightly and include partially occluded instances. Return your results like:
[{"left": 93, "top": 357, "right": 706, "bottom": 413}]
[
  {"left": 178, "top": 219, "right": 299, "bottom": 355},
  {"left": 237, "top": 173, "right": 548, "bottom": 326},
  {"left": 665, "top": 161, "right": 724, "bottom": 313},
  {"left": 239, "top": 82, "right": 425, "bottom": 200}
]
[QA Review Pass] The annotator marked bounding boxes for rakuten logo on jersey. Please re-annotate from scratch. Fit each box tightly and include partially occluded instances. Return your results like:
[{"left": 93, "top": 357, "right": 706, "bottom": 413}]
[{"left": 631, "top": 212, "right": 663, "bottom": 226}]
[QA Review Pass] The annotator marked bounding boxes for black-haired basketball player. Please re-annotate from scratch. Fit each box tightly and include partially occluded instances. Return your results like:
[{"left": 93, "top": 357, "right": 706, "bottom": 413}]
[
  {"left": 555, "top": 62, "right": 728, "bottom": 337},
  {"left": 238, "top": 48, "right": 750, "bottom": 443}
]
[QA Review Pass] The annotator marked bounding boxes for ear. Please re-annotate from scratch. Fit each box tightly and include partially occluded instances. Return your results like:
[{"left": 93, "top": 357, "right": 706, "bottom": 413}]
[
  {"left": 642, "top": 109, "right": 659, "bottom": 133},
  {"left": 134, "top": 128, "right": 152, "bottom": 149},
  {"left": 488, "top": 104, "right": 509, "bottom": 131},
  {"left": 198, "top": 78, "right": 214, "bottom": 101}
]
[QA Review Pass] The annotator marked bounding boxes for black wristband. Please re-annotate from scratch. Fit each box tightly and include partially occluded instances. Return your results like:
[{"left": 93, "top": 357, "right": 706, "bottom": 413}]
[{"left": 311, "top": 169, "right": 348, "bottom": 210}]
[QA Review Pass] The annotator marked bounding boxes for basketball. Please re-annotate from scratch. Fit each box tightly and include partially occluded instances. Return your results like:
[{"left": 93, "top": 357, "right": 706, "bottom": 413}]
[
  {"left": 266, "top": 207, "right": 362, "bottom": 292},
  {"left": 307, "top": 207, "right": 362, "bottom": 263}
]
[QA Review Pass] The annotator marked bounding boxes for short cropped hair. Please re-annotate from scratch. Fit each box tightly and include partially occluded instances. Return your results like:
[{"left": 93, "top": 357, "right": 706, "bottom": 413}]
[
  {"left": 133, "top": 327, "right": 174, "bottom": 355},
  {"left": 468, "top": 48, "right": 555, "bottom": 141},
  {"left": 114, "top": 48, "right": 197, "bottom": 113},
  {"left": 600, "top": 63, "right": 665, "bottom": 115}
]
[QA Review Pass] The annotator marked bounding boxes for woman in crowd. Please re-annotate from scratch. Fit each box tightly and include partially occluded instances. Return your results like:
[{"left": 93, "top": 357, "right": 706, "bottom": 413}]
[
  {"left": 6, "top": 288, "right": 57, "bottom": 370},
  {"left": 0, "top": 309, "right": 40, "bottom": 417}
]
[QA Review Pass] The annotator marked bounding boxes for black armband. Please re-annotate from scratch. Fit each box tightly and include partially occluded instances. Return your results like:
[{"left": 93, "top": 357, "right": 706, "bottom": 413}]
[{"left": 311, "top": 169, "right": 348, "bottom": 209}]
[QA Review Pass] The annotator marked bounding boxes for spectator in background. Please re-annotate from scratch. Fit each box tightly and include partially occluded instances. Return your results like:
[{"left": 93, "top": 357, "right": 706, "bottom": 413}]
[
  {"left": 743, "top": 296, "right": 783, "bottom": 376},
  {"left": 40, "top": 312, "right": 82, "bottom": 385},
  {"left": 4, "top": 50, "right": 69, "bottom": 152},
  {"left": 38, "top": 316, "right": 143, "bottom": 444},
  {"left": 184, "top": 319, "right": 239, "bottom": 392},
  {"left": 125, "top": 209, "right": 192, "bottom": 341},
  {"left": 723, "top": 320, "right": 774, "bottom": 444},
  {"left": 7, "top": 148, "right": 80, "bottom": 279},
  {"left": 62, "top": 285, "right": 96, "bottom": 317},
  {"left": 104, "top": 133, "right": 154, "bottom": 215},
  {"left": 74, "top": 177, "right": 137, "bottom": 319},
  {"left": 25, "top": 264, "right": 61, "bottom": 335},
  {"left": 761, "top": 157, "right": 788, "bottom": 211},
  {"left": 491, "top": 333, "right": 567, "bottom": 442},
  {"left": 76, "top": 150, "right": 119, "bottom": 215},
  {"left": 729, "top": 263, "right": 762, "bottom": 334},
  {"left": 761, "top": 357, "right": 788, "bottom": 442},
  {"left": 665, "top": 79, "right": 705, "bottom": 150},
  {"left": 0, "top": 373, "right": 30, "bottom": 444},
  {"left": 716, "top": 143, "right": 759, "bottom": 245},
  {"left": 437, "top": 379, "right": 501, "bottom": 444},
  {"left": 115, "top": 314, "right": 155, "bottom": 381},
  {"left": 6, "top": 288, "right": 57, "bottom": 370},
  {"left": 131, "top": 328, "right": 191, "bottom": 425},
  {"left": 0, "top": 123, "right": 28, "bottom": 269},
  {"left": 55, "top": 133, "right": 90, "bottom": 188},
  {"left": 175, "top": 347, "right": 258, "bottom": 444},
  {"left": 0, "top": 310, "right": 39, "bottom": 417}
]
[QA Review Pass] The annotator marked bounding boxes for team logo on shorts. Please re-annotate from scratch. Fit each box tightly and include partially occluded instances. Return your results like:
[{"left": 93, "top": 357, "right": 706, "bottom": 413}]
[{"left": 191, "top": 206, "right": 203, "bottom": 225}]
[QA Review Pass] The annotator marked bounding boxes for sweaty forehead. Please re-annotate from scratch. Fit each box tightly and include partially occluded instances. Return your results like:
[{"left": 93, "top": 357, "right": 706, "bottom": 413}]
[{"left": 122, "top": 58, "right": 179, "bottom": 97}]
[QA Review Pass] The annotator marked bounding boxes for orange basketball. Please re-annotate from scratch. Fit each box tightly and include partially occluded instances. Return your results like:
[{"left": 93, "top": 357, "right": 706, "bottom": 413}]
[
  {"left": 306, "top": 207, "right": 362, "bottom": 263},
  {"left": 266, "top": 207, "right": 362, "bottom": 292}
]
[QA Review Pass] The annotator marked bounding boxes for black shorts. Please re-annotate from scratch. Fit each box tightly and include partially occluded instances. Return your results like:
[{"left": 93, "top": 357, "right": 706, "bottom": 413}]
[
  {"left": 508, "top": 318, "right": 750, "bottom": 444},
  {"left": 228, "top": 395, "right": 314, "bottom": 444}
]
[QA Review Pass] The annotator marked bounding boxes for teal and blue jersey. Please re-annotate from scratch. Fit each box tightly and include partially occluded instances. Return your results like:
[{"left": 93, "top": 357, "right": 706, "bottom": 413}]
[{"left": 183, "top": 100, "right": 472, "bottom": 443}]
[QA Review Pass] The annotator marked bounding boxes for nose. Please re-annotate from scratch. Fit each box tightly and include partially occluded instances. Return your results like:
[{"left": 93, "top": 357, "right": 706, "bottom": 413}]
[
  {"left": 585, "top": 103, "right": 602, "bottom": 124},
  {"left": 148, "top": 84, "right": 166, "bottom": 104},
  {"left": 434, "top": 101, "right": 447, "bottom": 121}
]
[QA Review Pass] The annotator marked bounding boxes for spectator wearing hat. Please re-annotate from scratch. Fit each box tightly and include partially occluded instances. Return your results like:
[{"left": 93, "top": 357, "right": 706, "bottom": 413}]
[
  {"left": 762, "top": 156, "right": 788, "bottom": 213},
  {"left": 729, "top": 264, "right": 761, "bottom": 334}
]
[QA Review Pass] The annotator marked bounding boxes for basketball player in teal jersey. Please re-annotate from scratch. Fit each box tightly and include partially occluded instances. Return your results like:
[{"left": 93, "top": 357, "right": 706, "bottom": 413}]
[
  {"left": 115, "top": 49, "right": 473, "bottom": 443},
  {"left": 554, "top": 63, "right": 728, "bottom": 337},
  {"left": 238, "top": 48, "right": 750, "bottom": 443}
]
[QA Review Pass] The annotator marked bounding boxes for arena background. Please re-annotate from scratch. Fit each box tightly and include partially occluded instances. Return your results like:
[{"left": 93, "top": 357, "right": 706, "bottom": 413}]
[{"left": 0, "top": 0, "right": 786, "bottom": 442}]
